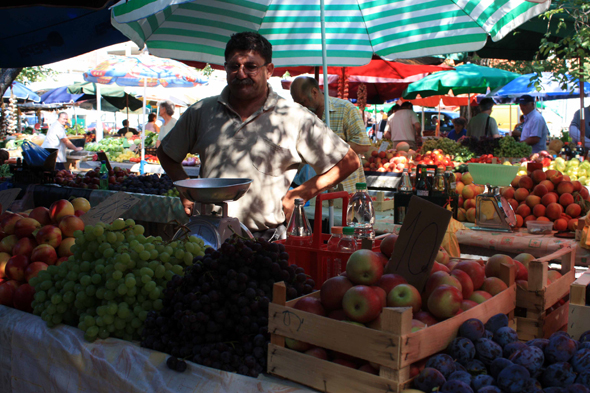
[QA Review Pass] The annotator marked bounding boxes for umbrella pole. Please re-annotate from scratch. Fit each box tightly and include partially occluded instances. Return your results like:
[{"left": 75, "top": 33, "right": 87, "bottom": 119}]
[
  {"left": 96, "top": 83, "right": 103, "bottom": 142},
  {"left": 141, "top": 78, "right": 147, "bottom": 174},
  {"left": 421, "top": 107, "right": 425, "bottom": 134},
  {"left": 314, "top": 66, "right": 319, "bottom": 82},
  {"left": 467, "top": 92, "right": 471, "bottom": 122},
  {"left": 126, "top": 95, "right": 129, "bottom": 133},
  {"left": 580, "top": 57, "right": 585, "bottom": 139},
  {"left": 320, "top": 0, "right": 330, "bottom": 131}
]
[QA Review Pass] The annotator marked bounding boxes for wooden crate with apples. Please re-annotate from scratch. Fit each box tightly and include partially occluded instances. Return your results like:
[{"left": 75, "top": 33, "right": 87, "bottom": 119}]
[
  {"left": 567, "top": 271, "right": 590, "bottom": 340},
  {"left": 267, "top": 264, "right": 516, "bottom": 393},
  {"left": 515, "top": 246, "right": 575, "bottom": 341}
]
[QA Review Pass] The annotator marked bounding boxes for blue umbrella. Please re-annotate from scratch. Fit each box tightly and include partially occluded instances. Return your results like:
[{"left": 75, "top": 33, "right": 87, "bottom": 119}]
[
  {"left": 490, "top": 72, "right": 590, "bottom": 102},
  {"left": 3, "top": 81, "right": 41, "bottom": 102},
  {"left": 40, "top": 86, "right": 84, "bottom": 104}
]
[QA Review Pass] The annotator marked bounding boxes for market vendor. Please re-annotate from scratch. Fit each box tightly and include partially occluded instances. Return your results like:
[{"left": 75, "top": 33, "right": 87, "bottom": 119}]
[
  {"left": 516, "top": 95, "right": 548, "bottom": 154},
  {"left": 569, "top": 104, "right": 590, "bottom": 148},
  {"left": 41, "top": 112, "right": 83, "bottom": 170},
  {"left": 157, "top": 32, "right": 359, "bottom": 239}
]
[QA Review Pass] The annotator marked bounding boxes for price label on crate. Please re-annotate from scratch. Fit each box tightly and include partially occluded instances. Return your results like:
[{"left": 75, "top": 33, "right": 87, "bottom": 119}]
[
  {"left": 378, "top": 141, "right": 389, "bottom": 152},
  {"left": 96, "top": 152, "right": 112, "bottom": 172},
  {"left": 0, "top": 188, "right": 21, "bottom": 213},
  {"left": 385, "top": 195, "right": 452, "bottom": 292},
  {"left": 81, "top": 192, "right": 139, "bottom": 226}
]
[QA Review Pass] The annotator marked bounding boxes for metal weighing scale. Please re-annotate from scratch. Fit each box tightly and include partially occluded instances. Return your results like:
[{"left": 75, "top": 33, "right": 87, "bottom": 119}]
[
  {"left": 468, "top": 163, "right": 520, "bottom": 232},
  {"left": 173, "top": 178, "right": 254, "bottom": 249}
]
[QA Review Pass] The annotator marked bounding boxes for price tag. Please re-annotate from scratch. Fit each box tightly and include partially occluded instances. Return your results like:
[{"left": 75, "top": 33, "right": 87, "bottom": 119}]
[
  {"left": 385, "top": 195, "right": 452, "bottom": 292},
  {"left": 378, "top": 141, "right": 389, "bottom": 153},
  {"left": 0, "top": 188, "right": 21, "bottom": 213},
  {"left": 81, "top": 192, "right": 140, "bottom": 226}
]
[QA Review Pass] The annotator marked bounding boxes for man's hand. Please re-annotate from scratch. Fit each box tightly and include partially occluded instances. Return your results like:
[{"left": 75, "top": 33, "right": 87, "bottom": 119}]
[
  {"left": 180, "top": 195, "right": 194, "bottom": 216},
  {"left": 282, "top": 189, "right": 298, "bottom": 223},
  {"left": 75, "top": 147, "right": 83, "bottom": 151}
]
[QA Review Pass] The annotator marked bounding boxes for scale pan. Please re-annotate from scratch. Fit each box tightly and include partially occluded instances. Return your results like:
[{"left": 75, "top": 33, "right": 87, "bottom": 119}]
[
  {"left": 467, "top": 163, "right": 519, "bottom": 187},
  {"left": 174, "top": 178, "right": 252, "bottom": 203}
]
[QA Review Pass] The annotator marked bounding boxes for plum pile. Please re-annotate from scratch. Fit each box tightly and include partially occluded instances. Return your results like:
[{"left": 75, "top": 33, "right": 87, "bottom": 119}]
[
  {"left": 140, "top": 236, "right": 314, "bottom": 376},
  {"left": 414, "top": 314, "right": 590, "bottom": 393},
  {"left": 109, "top": 174, "right": 175, "bottom": 195}
]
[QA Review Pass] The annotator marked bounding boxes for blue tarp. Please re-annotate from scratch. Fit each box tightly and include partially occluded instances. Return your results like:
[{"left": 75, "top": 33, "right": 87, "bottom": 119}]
[
  {"left": 491, "top": 72, "right": 590, "bottom": 103},
  {"left": 2, "top": 81, "right": 41, "bottom": 102}
]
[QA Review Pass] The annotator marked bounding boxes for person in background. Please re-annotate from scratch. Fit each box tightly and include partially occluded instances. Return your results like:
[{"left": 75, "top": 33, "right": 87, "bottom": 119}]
[
  {"left": 384, "top": 101, "right": 420, "bottom": 150},
  {"left": 569, "top": 104, "right": 590, "bottom": 148},
  {"left": 447, "top": 117, "right": 467, "bottom": 141},
  {"left": 512, "top": 115, "right": 525, "bottom": 141},
  {"left": 117, "top": 119, "right": 138, "bottom": 136},
  {"left": 144, "top": 113, "right": 160, "bottom": 133},
  {"left": 41, "top": 112, "right": 82, "bottom": 170},
  {"left": 0, "top": 149, "right": 9, "bottom": 165},
  {"left": 516, "top": 94, "right": 548, "bottom": 154},
  {"left": 156, "top": 101, "right": 178, "bottom": 148},
  {"left": 157, "top": 32, "right": 359, "bottom": 239},
  {"left": 377, "top": 110, "right": 387, "bottom": 140},
  {"left": 466, "top": 98, "right": 500, "bottom": 139},
  {"left": 290, "top": 76, "right": 371, "bottom": 194}
]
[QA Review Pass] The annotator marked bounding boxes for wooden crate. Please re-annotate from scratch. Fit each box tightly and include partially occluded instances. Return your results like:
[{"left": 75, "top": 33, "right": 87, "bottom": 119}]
[
  {"left": 567, "top": 272, "right": 590, "bottom": 340},
  {"left": 516, "top": 246, "right": 575, "bottom": 341},
  {"left": 267, "top": 264, "right": 516, "bottom": 393}
]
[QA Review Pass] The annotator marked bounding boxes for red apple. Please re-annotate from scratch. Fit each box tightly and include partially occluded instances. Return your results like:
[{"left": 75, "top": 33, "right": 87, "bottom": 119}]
[
  {"left": 461, "top": 299, "right": 479, "bottom": 311},
  {"left": 305, "top": 347, "right": 328, "bottom": 360},
  {"left": 424, "top": 271, "right": 462, "bottom": 303},
  {"left": 55, "top": 257, "right": 68, "bottom": 266},
  {"left": 0, "top": 280, "right": 18, "bottom": 306},
  {"left": 5, "top": 255, "right": 30, "bottom": 281},
  {"left": 13, "top": 283, "right": 35, "bottom": 312},
  {"left": 413, "top": 311, "right": 439, "bottom": 326},
  {"left": 386, "top": 283, "right": 422, "bottom": 313},
  {"left": 380, "top": 233, "right": 398, "bottom": 258},
  {"left": 453, "top": 260, "right": 485, "bottom": 290},
  {"left": 49, "top": 199, "right": 75, "bottom": 224},
  {"left": 28, "top": 207, "right": 52, "bottom": 226},
  {"left": 293, "top": 297, "right": 326, "bottom": 316},
  {"left": 372, "top": 286, "right": 387, "bottom": 308},
  {"left": 333, "top": 358, "right": 357, "bottom": 368},
  {"left": 431, "top": 262, "right": 450, "bottom": 274},
  {"left": 0, "top": 235, "right": 18, "bottom": 254},
  {"left": 36, "top": 225, "right": 62, "bottom": 248},
  {"left": 14, "top": 217, "right": 41, "bottom": 238},
  {"left": 74, "top": 210, "right": 85, "bottom": 217},
  {"left": 345, "top": 250, "right": 384, "bottom": 285},
  {"left": 481, "top": 277, "right": 508, "bottom": 296},
  {"left": 469, "top": 290, "right": 493, "bottom": 304},
  {"left": 285, "top": 338, "right": 312, "bottom": 352},
  {"left": 358, "top": 363, "right": 379, "bottom": 375},
  {"left": 320, "top": 275, "right": 354, "bottom": 311},
  {"left": 342, "top": 285, "right": 382, "bottom": 323},
  {"left": 1, "top": 213, "right": 22, "bottom": 235},
  {"left": 12, "top": 237, "right": 37, "bottom": 258},
  {"left": 485, "top": 254, "right": 515, "bottom": 279},
  {"left": 375, "top": 252, "right": 389, "bottom": 267},
  {"left": 427, "top": 284, "right": 463, "bottom": 320},
  {"left": 58, "top": 215, "right": 85, "bottom": 237},
  {"left": 376, "top": 274, "right": 407, "bottom": 295},
  {"left": 513, "top": 260, "right": 528, "bottom": 281},
  {"left": 24, "top": 262, "right": 48, "bottom": 282},
  {"left": 450, "top": 269, "right": 474, "bottom": 299},
  {"left": 0, "top": 252, "right": 10, "bottom": 278},
  {"left": 412, "top": 319, "right": 427, "bottom": 332},
  {"left": 30, "top": 244, "right": 58, "bottom": 265},
  {"left": 327, "top": 309, "right": 347, "bottom": 321}
]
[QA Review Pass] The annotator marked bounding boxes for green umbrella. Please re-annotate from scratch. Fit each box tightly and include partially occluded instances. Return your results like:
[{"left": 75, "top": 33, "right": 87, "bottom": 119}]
[
  {"left": 403, "top": 64, "right": 520, "bottom": 99},
  {"left": 67, "top": 82, "right": 143, "bottom": 111}
]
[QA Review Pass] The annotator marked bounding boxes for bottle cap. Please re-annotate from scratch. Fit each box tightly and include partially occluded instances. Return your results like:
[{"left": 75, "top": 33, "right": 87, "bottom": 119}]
[
  {"left": 355, "top": 182, "right": 367, "bottom": 190},
  {"left": 343, "top": 227, "right": 355, "bottom": 235},
  {"left": 294, "top": 198, "right": 305, "bottom": 205},
  {"left": 330, "top": 226, "right": 343, "bottom": 235},
  {"left": 102, "top": 160, "right": 106, "bottom": 164}
]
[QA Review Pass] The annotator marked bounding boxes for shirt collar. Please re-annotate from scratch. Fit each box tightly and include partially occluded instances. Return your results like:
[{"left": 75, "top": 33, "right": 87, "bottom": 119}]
[{"left": 321, "top": 96, "right": 335, "bottom": 122}]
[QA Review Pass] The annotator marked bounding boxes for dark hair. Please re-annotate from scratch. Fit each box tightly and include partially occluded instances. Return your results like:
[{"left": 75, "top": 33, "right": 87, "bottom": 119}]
[
  {"left": 225, "top": 32, "right": 272, "bottom": 64},
  {"left": 58, "top": 112, "right": 67, "bottom": 119},
  {"left": 293, "top": 76, "right": 319, "bottom": 99},
  {"left": 160, "top": 100, "right": 174, "bottom": 116},
  {"left": 122, "top": 119, "right": 129, "bottom": 126},
  {"left": 453, "top": 117, "right": 467, "bottom": 127},
  {"left": 479, "top": 98, "right": 495, "bottom": 111},
  {"left": 401, "top": 101, "right": 412, "bottom": 109},
  {"left": 148, "top": 113, "right": 157, "bottom": 122}
]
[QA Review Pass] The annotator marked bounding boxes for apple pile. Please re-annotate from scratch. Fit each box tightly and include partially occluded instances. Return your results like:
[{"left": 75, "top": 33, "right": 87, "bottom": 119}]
[
  {"left": 55, "top": 167, "right": 132, "bottom": 190},
  {"left": 363, "top": 148, "right": 458, "bottom": 173},
  {"left": 502, "top": 169, "right": 589, "bottom": 230},
  {"left": 0, "top": 198, "right": 90, "bottom": 312}
]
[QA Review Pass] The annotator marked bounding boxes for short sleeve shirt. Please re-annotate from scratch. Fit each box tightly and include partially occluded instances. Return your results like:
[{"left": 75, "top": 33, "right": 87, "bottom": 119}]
[
  {"left": 466, "top": 113, "right": 499, "bottom": 139},
  {"left": 387, "top": 110, "right": 419, "bottom": 142},
  {"left": 521, "top": 110, "right": 548, "bottom": 154},
  {"left": 42, "top": 121, "right": 67, "bottom": 163},
  {"left": 161, "top": 86, "right": 350, "bottom": 231},
  {"left": 322, "top": 97, "right": 371, "bottom": 193}
]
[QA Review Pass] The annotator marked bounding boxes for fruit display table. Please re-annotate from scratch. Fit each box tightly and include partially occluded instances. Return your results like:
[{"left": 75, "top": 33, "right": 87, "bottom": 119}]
[
  {"left": 0, "top": 306, "right": 313, "bottom": 393},
  {"left": 79, "top": 161, "right": 201, "bottom": 177}
]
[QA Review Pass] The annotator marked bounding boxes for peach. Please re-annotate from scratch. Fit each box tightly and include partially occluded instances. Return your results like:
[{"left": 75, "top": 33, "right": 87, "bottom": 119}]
[
  {"left": 524, "top": 215, "right": 537, "bottom": 224},
  {"left": 565, "top": 203, "right": 581, "bottom": 218},
  {"left": 464, "top": 199, "right": 476, "bottom": 210},
  {"left": 516, "top": 204, "right": 531, "bottom": 217},
  {"left": 550, "top": 172, "right": 564, "bottom": 185},
  {"left": 28, "top": 207, "right": 52, "bottom": 226},
  {"left": 511, "top": 175, "right": 521, "bottom": 188},
  {"left": 13, "top": 217, "right": 41, "bottom": 238},
  {"left": 49, "top": 199, "right": 75, "bottom": 224},
  {"left": 1, "top": 214, "right": 22, "bottom": 235},
  {"left": 532, "top": 184, "right": 548, "bottom": 197},
  {"left": 455, "top": 181, "right": 465, "bottom": 194},
  {"left": 563, "top": 175, "right": 571, "bottom": 182},
  {"left": 58, "top": 215, "right": 85, "bottom": 237},
  {"left": 572, "top": 181, "right": 583, "bottom": 192},
  {"left": 542, "top": 193, "right": 558, "bottom": 206},
  {"left": 518, "top": 176, "right": 534, "bottom": 190},
  {"left": 537, "top": 216, "right": 551, "bottom": 222},
  {"left": 553, "top": 218, "right": 568, "bottom": 232},
  {"left": 514, "top": 188, "right": 529, "bottom": 202},
  {"left": 466, "top": 207, "right": 476, "bottom": 223},
  {"left": 525, "top": 195, "right": 541, "bottom": 208},
  {"left": 568, "top": 219, "right": 579, "bottom": 231},
  {"left": 502, "top": 187, "right": 515, "bottom": 200},
  {"left": 545, "top": 169, "right": 558, "bottom": 178},
  {"left": 531, "top": 169, "right": 546, "bottom": 184},
  {"left": 481, "top": 277, "right": 508, "bottom": 296},
  {"left": 580, "top": 187, "right": 589, "bottom": 199},
  {"left": 462, "top": 172, "right": 473, "bottom": 185},
  {"left": 462, "top": 185, "right": 476, "bottom": 199},
  {"left": 533, "top": 204, "right": 546, "bottom": 217},
  {"left": 559, "top": 193, "right": 574, "bottom": 207},
  {"left": 508, "top": 199, "right": 518, "bottom": 211},
  {"left": 515, "top": 214, "right": 524, "bottom": 228},
  {"left": 557, "top": 181, "right": 574, "bottom": 195},
  {"left": 485, "top": 254, "right": 515, "bottom": 279},
  {"left": 469, "top": 290, "right": 493, "bottom": 304},
  {"left": 457, "top": 208, "right": 466, "bottom": 222},
  {"left": 539, "top": 180, "right": 555, "bottom": 192},
  {"left": 454, "top": 173, "right": 462, "bottom": 183},
  {"left": 58, "top": 237, "right": 75, "bottom": 257},
  {"left": 546, "top": 203, "right": 564, "bottom": 220}
]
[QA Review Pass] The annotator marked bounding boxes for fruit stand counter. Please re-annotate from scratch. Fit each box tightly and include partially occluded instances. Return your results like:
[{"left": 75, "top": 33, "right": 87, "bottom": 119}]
[
  {"left": 0, "top": 306, "right": 313, "bottom": 393},
  {"left": 79, "top": 161, "right": 201, "bottom": 177}
]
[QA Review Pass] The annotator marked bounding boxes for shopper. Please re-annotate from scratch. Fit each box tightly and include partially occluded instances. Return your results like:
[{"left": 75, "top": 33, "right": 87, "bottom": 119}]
[
  {"left": 41, "top": 112, "right": 82, "bottom": 170},
  {"left": 157, "top": 32, "right": 359, "bottom": 239},
  {"left": 117, "top": 119, "right": 138, "bottom": 136},
  {"left": 384, "top": 101, "right": 420, "bottom": 150},
  {"left": 466, "top": 98, "right": 500, "bottom": 139},
  {"left": 156, "top": 101, "right": 177, "bottom": 148},
  {"left": 290, "top": 76, "right": 371, "bottom": 193},
  {"left": 569, "top": 104, "right": 590, "bottom": 148},
  {"left": 516, "top": 95, "right": 548, "bottom": 154},
  {"left": 447, "top": 117, "right": 467, "bottom": 141},
  {"left": 144, "top": 113, "right": 160, "bottom": 133}
]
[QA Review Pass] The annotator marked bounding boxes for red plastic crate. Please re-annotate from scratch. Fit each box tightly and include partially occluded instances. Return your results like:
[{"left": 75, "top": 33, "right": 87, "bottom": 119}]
[{"left": 276, "top": 191, "right": 382, "bottom": 287}]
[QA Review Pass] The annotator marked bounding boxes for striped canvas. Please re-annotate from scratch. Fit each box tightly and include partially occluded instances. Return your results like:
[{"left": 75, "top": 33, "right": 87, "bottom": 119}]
[{"left": 111, "top": 0, "right": 551, "bottom": 67}]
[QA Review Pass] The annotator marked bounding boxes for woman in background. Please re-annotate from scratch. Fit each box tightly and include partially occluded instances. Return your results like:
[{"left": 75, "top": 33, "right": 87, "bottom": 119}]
[{"left": 144, "top": 113, "right": 160, "bottom": 133}]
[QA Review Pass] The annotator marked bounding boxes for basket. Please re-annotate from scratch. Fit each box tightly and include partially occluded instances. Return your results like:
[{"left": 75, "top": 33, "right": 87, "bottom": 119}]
[{"left": 276, "top": 191, "right": 382, "bottom": 287}]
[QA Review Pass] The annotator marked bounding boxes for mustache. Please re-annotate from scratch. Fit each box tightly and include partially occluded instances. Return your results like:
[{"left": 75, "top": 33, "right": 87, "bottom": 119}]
[{"left": 231, "top": 78, "right": 254, "bottom": 86}]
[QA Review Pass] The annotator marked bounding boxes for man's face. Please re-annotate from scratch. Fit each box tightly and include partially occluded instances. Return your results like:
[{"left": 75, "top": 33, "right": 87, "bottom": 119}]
[
  {"left": 291, "top": 86, "right": 319, "bottom": 114},
  {"left": 519, "top": 102, "right": 534, "bottom": 115},
  {"left": 225, "top": 50, "right": 273, "bottom": 102},
  {"left": 58, "top": 114, "right": 68, "bottom": 126}
]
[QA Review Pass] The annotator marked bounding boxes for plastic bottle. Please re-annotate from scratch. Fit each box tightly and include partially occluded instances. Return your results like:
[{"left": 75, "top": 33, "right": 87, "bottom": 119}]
[
  {"left": 326, "top": 226, "right": 343, "bottom": 278},
  {"left": 415, "top": 166, "right": 430, "bottom": 197},
  {"left": 444, "top": 166, "right": 456, "bottom": 196},
  {"left": 576, "top": 141, "right": 586, "bottom": 162},
  {"left": 432, "top": 167, "right": 446, "bottom": 197},
  {"left": 99, "top": 161, "right": 109, "bottom": 190},
  {"left": 286, "top": 198, "right": 313, "bottom": 247},
  {"left": 560, "top": 142, "right": 571, "bottom": 160},
  {"left": 399, "top": 168, "right": 413, "bottom": 193},
  {"left": 333, "top": 227, "right": 358, "bottom": 276},
  {"left": 346, "top": 182, "right": 375, "bottom": 241}
]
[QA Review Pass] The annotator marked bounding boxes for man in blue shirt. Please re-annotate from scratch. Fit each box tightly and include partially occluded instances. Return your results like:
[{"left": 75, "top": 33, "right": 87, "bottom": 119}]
[{"left": 516, "top": 95, "right": 548, "bottom": 153}]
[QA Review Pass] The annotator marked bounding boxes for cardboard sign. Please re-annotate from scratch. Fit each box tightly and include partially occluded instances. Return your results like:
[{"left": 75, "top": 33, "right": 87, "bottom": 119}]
[
  {"left": 96, "top": 152, "right": 112, "bottom": 172},
  {"left": 0, "top": 188, "right": 21, "bottom": 213},
  {"left": 81, "top": 192, "right": 140, "bottom": 226},
  {"left": 378, "top": 141, "right": 389, "bottom": 153},
  {"left": 385, "top": 195, "right": 452, "bottom": 292}
]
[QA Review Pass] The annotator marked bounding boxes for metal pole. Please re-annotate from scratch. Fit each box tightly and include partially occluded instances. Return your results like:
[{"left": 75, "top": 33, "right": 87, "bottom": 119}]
[
  {"left": 141, "top": 77, "right": 147, "bottom": 174},
  {"left": 95, "top": 83, "right": 103, "bottom": 142},
  {"left": 320, "top": 0, "right": 330, "bottom": 130},
  {"left": 580, "top": 57, "right": 585, "bottom": 139}
]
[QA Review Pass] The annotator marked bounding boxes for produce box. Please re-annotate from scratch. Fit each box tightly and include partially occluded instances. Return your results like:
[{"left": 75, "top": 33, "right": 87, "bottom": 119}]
[
  {"left": 567, "top": 271, "right": 590, "bottom": 340},
  {"left": 267, "top": 264, "right": 516, "bottom": 393},
  {"left": 515, "top": 246, "right": 575, "bottom": 341}
]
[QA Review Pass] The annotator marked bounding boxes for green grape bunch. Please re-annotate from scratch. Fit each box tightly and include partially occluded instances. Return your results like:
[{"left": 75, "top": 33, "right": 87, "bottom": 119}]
[{"left": 29, "top": 218, "right": 206, "bottom": 342}]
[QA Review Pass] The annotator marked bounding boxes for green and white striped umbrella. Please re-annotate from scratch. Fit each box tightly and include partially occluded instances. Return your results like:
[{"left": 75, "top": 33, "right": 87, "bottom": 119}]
[{"left": 111, "top": 0, "right": 551, "bottom": 68}]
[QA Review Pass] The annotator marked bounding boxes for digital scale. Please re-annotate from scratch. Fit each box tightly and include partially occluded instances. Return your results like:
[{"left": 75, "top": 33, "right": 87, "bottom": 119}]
[
  {"left": 469, "top": 163, "right": 520, "bottom": 232},
  {"left": 173, "top": 178, "right": 254, "bottom": 249}
]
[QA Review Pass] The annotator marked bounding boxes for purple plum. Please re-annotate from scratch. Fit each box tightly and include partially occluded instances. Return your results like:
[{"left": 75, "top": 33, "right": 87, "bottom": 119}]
[
  {"left": 526, "top": 338, "right": 549, "bottom": 351},
  {"left": 414, "top": 367, "right": 446, "bottom": 392},
  {"left": 459, "top": 319, "right": 485, "bottom": 342},
  {"left": 425, "top": 353, "right": 456, "bottom": 379},
  {"left": 485, "top": 314, "right": 509, "bottom": 334},
  {"left": 580, "top": 330, "right": 590, "bottom": 343},
  {"left": 544, "top": 388, "right": 565, "bottom": 393},
  {"left": 448, "top": 337, "right": 476, "bottom": 366},
  {"left": 471, "top": 374, "right": 494, "bottom": 391},
  {"left": 490, "top": 357, "right": 513, "bottom": 379},
  {"left": 509, "top": 346, "right": 545, "bottom": 375},
  {"left": 541, "top": 362, "right": 576, "bottom": 387},
  {"left": 441, "top": 379, "right": 474, "bottom": 393},
  {"left": 475, "top": 338, "right": 503, "bottom": 365},
  {"left": 545, "top": 335, "right": 577, "bottom": 363},
  {"left": 572, "top": 348, "right": 590, "bottom": 373},
  {"left": 493, "top": 326, "right": 519, "bottom": 348},
  {"left": 478, "top": 387, "right": 502, "bottom": 393},
  {"left": 465, "top": 359, "right": 487, "bottom": 376},
  {"left": 522, "top": 377, "right": 543, "bottom": 393},
  {"left": 577, "top": 370, "right": 590, "bottom": 388},
  {"left": 448, "top": 370, "right": 472, "bottom": 386},
  {"left": 497, "top": 364, "right": 530, "bottom": 392},
  {"left": 503, "top": 341, "right": 527, "bottom": 359},
  {"left": 566, "top": 384, "right": 590, "bottom": 393}
]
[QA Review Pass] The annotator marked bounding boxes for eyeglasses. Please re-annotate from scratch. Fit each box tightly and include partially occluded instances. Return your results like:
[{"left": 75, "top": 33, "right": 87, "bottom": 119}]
[{"left": 225, "top": 62, "right": 268, "bottom": 75}]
